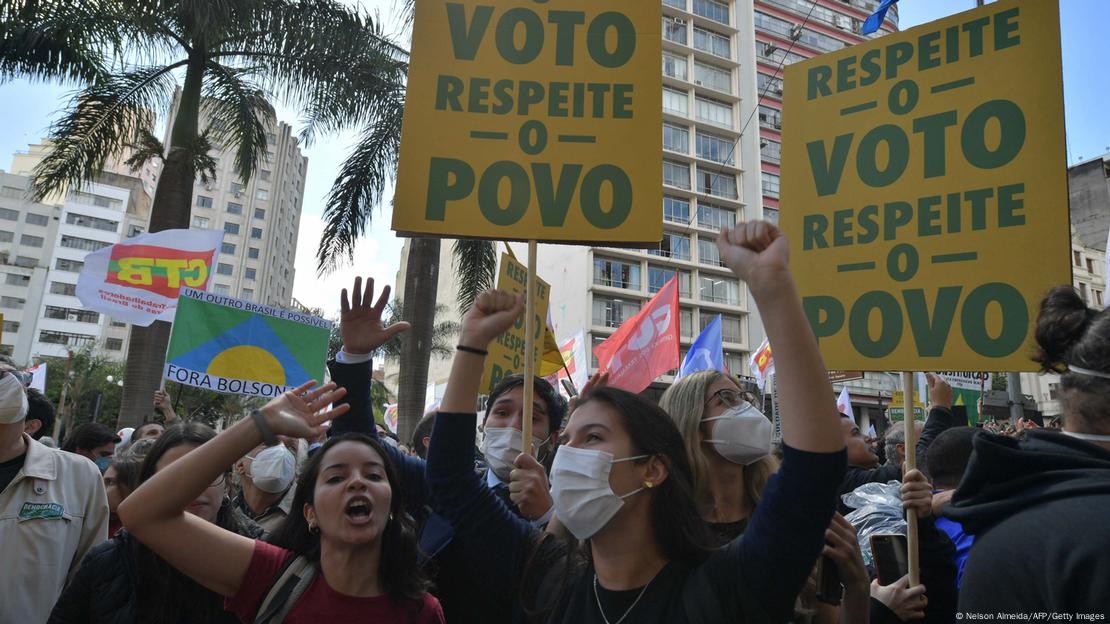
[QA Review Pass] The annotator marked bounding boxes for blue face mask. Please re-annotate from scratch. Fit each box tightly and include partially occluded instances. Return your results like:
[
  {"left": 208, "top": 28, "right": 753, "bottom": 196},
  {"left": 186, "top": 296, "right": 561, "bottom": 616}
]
[{"left": 94, "top": 456, "right": 112, "bottom": 473}]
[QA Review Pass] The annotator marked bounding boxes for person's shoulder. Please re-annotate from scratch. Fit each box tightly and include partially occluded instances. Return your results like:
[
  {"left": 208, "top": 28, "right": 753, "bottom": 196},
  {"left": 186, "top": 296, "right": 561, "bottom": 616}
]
[
  {"left": 43, "top": 442, "right": 101, "bottom": 478},
  {"left": 415, "top": 592, "right": 446, "bottom": 624}
]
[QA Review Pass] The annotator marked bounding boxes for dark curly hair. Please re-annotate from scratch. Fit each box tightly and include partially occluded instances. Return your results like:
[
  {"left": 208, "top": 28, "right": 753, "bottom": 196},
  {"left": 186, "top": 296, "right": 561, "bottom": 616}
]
[
  {"left": 1033, "top": 285, "right": 1110, "bottom": 431},
  {"left": 269, "top": 433, "right": 431, "bottom": 606}
]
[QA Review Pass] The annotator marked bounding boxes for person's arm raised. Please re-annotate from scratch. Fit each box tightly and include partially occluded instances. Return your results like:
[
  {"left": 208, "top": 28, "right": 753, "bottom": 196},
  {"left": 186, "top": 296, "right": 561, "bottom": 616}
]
[
  {"left": 118, "top": 381, "right": 348, "bottom": 598},
  {"left": 716, "top": 222, "right": 843, "bottom": 452},
  {"left": 440, "top": 290, "right": 525, "bottom": 413}
]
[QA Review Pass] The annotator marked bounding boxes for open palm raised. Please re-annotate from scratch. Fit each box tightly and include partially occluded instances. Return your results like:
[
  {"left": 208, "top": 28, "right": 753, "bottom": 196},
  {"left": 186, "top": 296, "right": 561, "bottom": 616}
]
[
  {"left": 259, "top": 381, "right": 349, "bottom": 439},
  {"left": 340, "top": 276, "right": 411, "bottom": 355}
]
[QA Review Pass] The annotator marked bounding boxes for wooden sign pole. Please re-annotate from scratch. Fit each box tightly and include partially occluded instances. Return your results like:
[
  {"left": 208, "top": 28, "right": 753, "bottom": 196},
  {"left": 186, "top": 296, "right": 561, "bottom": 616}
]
[
  {"left": 902, "top": 371, "right": 920, "bottom": 587},
  {"left": 521, "top": 240, "right": 538, "bottom": 456}
]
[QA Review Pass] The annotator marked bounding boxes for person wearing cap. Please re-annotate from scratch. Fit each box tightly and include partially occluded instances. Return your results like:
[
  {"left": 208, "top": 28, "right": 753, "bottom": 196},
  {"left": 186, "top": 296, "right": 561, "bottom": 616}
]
[
  {"left": 0, "top": 368, "right": 109, "bottom": 622},
  {"left": 61, "top": 422, "right": 122, "bottom": 472}
]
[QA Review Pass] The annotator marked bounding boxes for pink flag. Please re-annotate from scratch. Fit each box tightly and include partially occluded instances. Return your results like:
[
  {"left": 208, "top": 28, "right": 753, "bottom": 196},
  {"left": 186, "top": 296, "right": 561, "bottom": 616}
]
[
  {"left": 593, "top": 278, "right": 680, "bottom": 393},
  {"left": 836, "top": 386, "right": 854, "bottom": 421}
]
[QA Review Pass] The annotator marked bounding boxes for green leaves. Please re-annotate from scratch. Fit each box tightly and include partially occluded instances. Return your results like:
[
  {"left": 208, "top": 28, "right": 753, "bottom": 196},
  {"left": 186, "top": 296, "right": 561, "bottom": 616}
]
[
  {"left": 202, "top": 63, "right": 273, "bottom": 184},
  {"left": 453, "top": 240, "right": 497, "bottom": 313}
]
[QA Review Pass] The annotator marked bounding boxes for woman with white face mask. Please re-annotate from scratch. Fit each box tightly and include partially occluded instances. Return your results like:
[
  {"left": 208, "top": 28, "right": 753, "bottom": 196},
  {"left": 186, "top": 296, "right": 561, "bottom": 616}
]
[{"left": 426, "top": 221, "right": 848, "bottom": 624}]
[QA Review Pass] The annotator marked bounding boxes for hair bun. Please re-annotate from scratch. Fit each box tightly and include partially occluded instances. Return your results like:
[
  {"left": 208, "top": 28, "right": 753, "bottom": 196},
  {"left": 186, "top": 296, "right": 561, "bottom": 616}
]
[{"left": 1033, "top": 286, "right": 1095, "bottom": 370}]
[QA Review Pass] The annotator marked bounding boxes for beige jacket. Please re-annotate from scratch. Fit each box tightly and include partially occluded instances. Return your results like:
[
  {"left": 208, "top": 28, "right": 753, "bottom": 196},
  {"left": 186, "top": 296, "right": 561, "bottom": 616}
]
[{"left": 0, "top": 434, "right": 109, "bottom": 623}]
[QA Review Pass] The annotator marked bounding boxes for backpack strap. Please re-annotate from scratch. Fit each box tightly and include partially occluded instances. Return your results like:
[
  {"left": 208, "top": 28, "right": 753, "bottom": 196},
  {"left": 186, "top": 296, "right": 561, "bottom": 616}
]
[{"left": 255, "top": 554, "right": 317, "bottom": 624}]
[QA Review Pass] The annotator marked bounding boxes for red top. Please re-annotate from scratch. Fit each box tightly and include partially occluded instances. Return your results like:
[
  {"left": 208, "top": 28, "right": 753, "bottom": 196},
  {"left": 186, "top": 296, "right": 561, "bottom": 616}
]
[{"left": 226, "top": 540, "right": 444, "bottom": 624}]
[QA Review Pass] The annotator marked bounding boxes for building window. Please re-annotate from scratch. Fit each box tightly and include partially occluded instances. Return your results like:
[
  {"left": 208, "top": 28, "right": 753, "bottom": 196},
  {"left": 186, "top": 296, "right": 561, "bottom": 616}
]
[
  {"left": 254, "top": 208, "right": 266, "bottom": 220},
  {"left": 724, "top": 351, "right": 745, "bottom": 376},
  {"left": 221, "top": 242, "right": 236, "bottom": 255},
  {"left": 1078, "top": 282, "right": 1088, "bottom": 302},
  {"left": 698, "top": 239, "right": 724, "bottom": 266},
  {"left": 5, "top": 273, "right": 29, "bottom": 286},
  {"left": 718, "top": 314, "right": 743, "bottom": 343},
  {"left": 662, "top": 52, "right": 688, "bottom": 81},
  {"left": 60, "top": 235, "right": 110, "bottom": 252},
  {"left": 1073, "top": 250, "right": 1081, "bottom": 266},
  {"left": 260, "top": 169, "right": 271, "bottom": 182},
  {"left": 694, "top": 61, "right": 731, "bottom": 93},
  {"left": 663, "top": 87, "right": 688, "bottom": 116},
  {"left": 762, "top": 172, "right": 780, "bottom": 199},
  {"left": 699, "top": 275, "right": 740, "bottom": 304},
  {"left": 248, "top": 247, "right": 260, "bottom": 259},
  {"left": 693, "top": 26, "right": 731, "bottom": 59},
  {"left": 255, "top": 189, "right": 269, "bottom": 201},
  {"left": 759, "top": 106, "right": 783, "bottom": 133},
  {"left": 227, "top": 202, "right": 243, "bottom": 215},
  {"left": 245, "top": 268, "right": 257, "bottom": 280},
  {"left": 192, "top": 216, "right": 210, "bottom": 228},
  {"left": 697, "top": 167, "right": 738, "bottom": 199},
  {"left": 106, "top": 338, "right": 124, "bottom": 350},
  {"left": 695, "top": 95, "right": 733, "bottom": 128},
  {"left": 761, "top": 138, "right": 783, "bottom": 163},
  {"left": 650, "top": 233, "right": 691, "bottom": 261},
  {"left": 1096, "top": 290, "right": 1104, "bottom": 307},
  {"left": 663, "top": 196, "right": 690, "bottom": 224},
  {"left": 663, "top": 123, "right": 689, "bottom": 154},
  {"left": 2, "top": 320, "right": 19, "bottom": 333},
  {"left": 1, "top": 186, "right": 25, "bottom": 200},
  {"left": 72, "top": 192, "right": 122, "bottom": 209},
  {"left": 593, "top": 296, "right": 642, "bottom": 328},
  {"left": 593, "top": 256, "right": 641, "bottom": 290},
  {"left": 15, "top": 256, "right": 36, "bottom": 268},
  {"left": 24, "top": 213, "right": 49, "bottom": 226},
  {"left": 66, "top": 212, "right": 118, "bottom": 231},
  {"left": 242, "top": 288, "right": 254, "bottom": 300},
  {"left": 696, "top": 131, "right": 735, "bottom": 165},
  {"left": 195, "top": 195, "right": 213, "bottom": 208},
  {"left": 758, "top": 74, "right": 785, "bottom": 99},
  {"left": 0, "top": 230, "right": 12, "bottom": 242},
  {"left": 50, "top": 281, "right": 77, "bottom": 296},
  {"left": 224, "top": 222, "right": 240, "bottom": 235},
  {"left": 251, "top": 227, "right": 263, "bottom": 239},
  {"left": 663, "top": 17, "right": 687, "bottom": 45},
  {"left": 648, "top": 265, "right": 693, "bottom": 298},
  {"left": 38, "top": 330, "right": 96, "bottom": 347},
  {"left": 110, "top": 320, "right": 126, "bottom": 328},
  {"left": 663, "top": 0, "right": 685, "bottom": 9},
  {"left": 1, "top": 296, "right": 26, "bottom": 309},
  {"left": 229, "top": 182, "right": 245, "bottom": 194},
  {"left": 1048, "top": 382, "right": 1060, "bottom": 401},
  {"left": 697, "top": 202, "right": 736, "bottom": 231},
  {"left": 55, "top": 258, "right": 84, "bottom": 272},
  {"left": 0, "top": 207, "right": 18, "bottom": 220},
  {"left": 693, "top": 0, "right": 729, "bottom": 24},
  {"left": 45, "top": 305, "right": 99, "bottom": 323},
  {"left": 19, "top": 234, "right": 44, "bottom": 247},
  {"left": 663, "top": 160, "right": 691, "bottom": 189},
  {"left": 217, "top": 263, "right": 233, "bottom": 276},
  {"left": 1086, "top": 258, "right": 1095, "bottom": 273},
  {"left": 213, "top": 284, "right": 230, "bottom": 295}
]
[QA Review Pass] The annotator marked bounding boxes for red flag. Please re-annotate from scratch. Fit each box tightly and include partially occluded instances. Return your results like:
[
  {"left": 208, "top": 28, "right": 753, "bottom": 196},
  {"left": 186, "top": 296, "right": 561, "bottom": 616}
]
[{"left": 593, "top": 277, "right": 680, "bottom": 393}]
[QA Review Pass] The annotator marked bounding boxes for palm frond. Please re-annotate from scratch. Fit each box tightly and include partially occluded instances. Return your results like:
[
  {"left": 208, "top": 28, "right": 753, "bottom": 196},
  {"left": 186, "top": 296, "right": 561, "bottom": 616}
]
[
  {"left": 122, "top": 129, "right": 164, "bottom": 171},
  {"left": 453, "top": 240, "right": 497, "bottom": 313},
  {"left": 201, "top": 61, "right": 272, "bottom": 183},
  {"left": 315, "top": 91, "right": 403, "bottom": 273},
  {"left": 31, "top": 62, "right": 180, "bottom": 201},
  {"left": 374, "top": 299, "right": 459, "bottom": 359}
]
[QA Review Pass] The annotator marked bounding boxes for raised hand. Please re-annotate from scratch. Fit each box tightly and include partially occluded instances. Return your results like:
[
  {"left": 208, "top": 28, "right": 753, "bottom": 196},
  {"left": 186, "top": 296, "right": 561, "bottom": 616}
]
[
  {"left": 716, "top": 221, "right": 789, "bottom": 291},
  {"left": 822, "top": 513, "right": 869, "bottom": 592},
  {"left": 259, "top": 380, "right": 349, "bottom": 440},
  {"left": 460, "top": 290, "right": 525, "bottom": 349},
  {"left": 925, "top": 373, "right": 953, "bottom": 410},
  {"left": 340, "top": 276, "right": 411, "bottom": 355}
]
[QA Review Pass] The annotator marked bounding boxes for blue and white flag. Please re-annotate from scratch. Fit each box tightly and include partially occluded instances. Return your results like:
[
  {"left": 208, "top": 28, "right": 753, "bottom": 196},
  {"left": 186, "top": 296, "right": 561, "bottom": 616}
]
[
  {"left": 861, "top": 0, "right": 898, "bottom": 35},
  {"left": 679, "top": 315, "right": 724, "bottom": 378}
]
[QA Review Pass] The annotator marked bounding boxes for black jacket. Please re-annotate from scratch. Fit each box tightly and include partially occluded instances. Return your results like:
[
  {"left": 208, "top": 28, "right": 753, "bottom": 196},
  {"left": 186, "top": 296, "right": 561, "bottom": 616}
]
[{"left": 944, "top": 430, "right": 1110, "bottom": 616}]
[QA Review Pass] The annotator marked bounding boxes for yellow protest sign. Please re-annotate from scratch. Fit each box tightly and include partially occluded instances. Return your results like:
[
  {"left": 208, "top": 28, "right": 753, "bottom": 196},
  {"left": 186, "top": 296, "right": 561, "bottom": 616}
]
[
  {"left": 481, "top": 253, "right": 551, "bottom": 394},
  {"left": 890, "top": 391, "right": 926, "bottom": 422},
  {"left": 780, "top": 0, "right": 1069, "bottom": 372},
  {"left": 393, "top": 1, "right": 662, "bottom": 245}
]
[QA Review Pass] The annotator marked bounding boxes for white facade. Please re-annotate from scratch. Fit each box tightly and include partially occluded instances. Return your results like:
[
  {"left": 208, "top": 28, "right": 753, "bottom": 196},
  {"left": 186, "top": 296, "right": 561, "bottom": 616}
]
[{"left": 0, "top": 171, "right": 146, "bottom": 363}]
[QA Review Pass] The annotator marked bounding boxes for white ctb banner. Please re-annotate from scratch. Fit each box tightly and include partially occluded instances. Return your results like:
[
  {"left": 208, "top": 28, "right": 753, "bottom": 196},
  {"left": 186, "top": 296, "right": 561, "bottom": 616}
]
[{"left": 76, "top": 228, "right": 223, "bottom": 327}]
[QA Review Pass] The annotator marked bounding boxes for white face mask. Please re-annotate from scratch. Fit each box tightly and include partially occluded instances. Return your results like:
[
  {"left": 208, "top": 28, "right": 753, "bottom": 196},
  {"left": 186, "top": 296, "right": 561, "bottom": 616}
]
[
  {"left": 702, "top": 403, "right": 772, "bottom": 466},
  {"left": 249, "top": 445, "right": 296, "bottom": 494},
  {"left": 549, "top": 445, "right": 648, "bottom": 540},
  {"left": 479, "top": 427, "right": 548, "bottom": 483},
  {"left": 0, "top": 373, "right": 28, "bottom": 425}
]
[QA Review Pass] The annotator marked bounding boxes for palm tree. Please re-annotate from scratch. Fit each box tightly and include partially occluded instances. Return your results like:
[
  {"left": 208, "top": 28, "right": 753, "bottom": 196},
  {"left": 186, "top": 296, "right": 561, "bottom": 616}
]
[{"left": 5, "top": 0, "right": 408, "bottom": 427}]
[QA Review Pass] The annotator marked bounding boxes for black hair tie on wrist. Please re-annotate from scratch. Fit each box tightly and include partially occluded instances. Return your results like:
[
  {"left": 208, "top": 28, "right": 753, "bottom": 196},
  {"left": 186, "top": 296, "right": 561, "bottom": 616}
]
[{"left": 456, "top": 344, "right": 489, "bottom": 356}]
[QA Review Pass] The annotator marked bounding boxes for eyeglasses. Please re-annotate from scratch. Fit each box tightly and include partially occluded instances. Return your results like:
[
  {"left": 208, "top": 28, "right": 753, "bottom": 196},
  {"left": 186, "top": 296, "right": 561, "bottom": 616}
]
[{"left": 705, "top": 388, "right": 744, "bottom": 409}]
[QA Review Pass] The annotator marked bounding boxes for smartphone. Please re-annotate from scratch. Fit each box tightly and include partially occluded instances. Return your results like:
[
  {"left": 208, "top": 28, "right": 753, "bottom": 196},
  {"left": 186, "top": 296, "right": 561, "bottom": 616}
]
[
  {"left": 815, "top": 554, "right": 843, "bottom": 605},
  {"left": 560, "top": 379, "right": 578, "bottom": 397},
  {"left": 870, "top": 534, "right": 908, "bottom": 586}
]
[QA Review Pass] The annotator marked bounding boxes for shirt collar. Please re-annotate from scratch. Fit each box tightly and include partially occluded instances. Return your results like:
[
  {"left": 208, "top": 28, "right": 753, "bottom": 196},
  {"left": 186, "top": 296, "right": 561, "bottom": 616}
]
[
  {"left": 486, "top": 467, "right": 502, "bottom": 489},
  {"left": 20, "top": 433, "right": 57, "bottom": 481}
]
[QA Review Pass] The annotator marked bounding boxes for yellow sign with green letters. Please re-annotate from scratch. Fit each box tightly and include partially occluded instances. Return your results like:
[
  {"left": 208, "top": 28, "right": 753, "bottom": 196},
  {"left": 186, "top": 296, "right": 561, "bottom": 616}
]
[
  {"left": 481, "top": 252, "right": 551, "bottom": 395},
  {"left": 781, "top": 0, "right": 1069, "bottom": 372},
  {"left": 393, "top": 0, "right": 662, "bottom": 245}
]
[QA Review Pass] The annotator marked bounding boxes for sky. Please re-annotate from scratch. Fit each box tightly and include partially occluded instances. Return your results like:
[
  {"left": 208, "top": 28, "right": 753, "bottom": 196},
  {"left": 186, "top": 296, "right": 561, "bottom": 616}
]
[{"left": 0, "top": 0, "right": 1105, "bottom": 316}]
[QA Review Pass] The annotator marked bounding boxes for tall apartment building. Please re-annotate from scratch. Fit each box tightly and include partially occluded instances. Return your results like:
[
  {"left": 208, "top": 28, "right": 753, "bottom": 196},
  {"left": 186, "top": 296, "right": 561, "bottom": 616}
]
[
  {"left": 0, "top": 169, "right": 151, "bottom": 362},
  {"left": 169, "top": 99, "right": 309, "bottom": 308}
]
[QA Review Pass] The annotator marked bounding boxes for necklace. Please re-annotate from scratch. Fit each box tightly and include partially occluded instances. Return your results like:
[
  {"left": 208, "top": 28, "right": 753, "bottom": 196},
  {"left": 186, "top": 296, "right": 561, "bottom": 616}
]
[{"left": 592, "top": 569, "right": 660, "bottom": 624}]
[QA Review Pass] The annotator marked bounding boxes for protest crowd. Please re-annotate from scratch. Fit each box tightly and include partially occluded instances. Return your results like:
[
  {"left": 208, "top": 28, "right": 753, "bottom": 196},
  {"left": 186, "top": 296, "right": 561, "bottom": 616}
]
[{"left": 2, "top": 221, "right": 1109, "bottom": 623}]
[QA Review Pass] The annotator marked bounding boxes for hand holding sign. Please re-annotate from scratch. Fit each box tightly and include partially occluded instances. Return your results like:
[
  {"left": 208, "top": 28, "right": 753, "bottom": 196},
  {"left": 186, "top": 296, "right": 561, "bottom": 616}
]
[
  {"left": 340, "top": 276, "right": 411, "bottom": 356},
  {"left": 461, "top": 290, "right": 525, "bottom": 350},
  {"left": 716, "top": 221, "right": 789, "bottom": 292}
]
